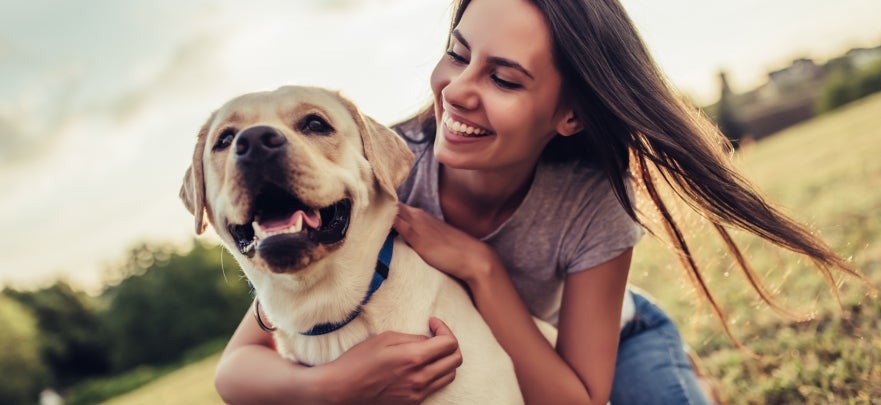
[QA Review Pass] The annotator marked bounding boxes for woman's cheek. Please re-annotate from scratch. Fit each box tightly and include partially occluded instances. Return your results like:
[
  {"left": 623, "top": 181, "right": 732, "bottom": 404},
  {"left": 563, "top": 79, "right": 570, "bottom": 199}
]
[{"left": 430, "top": 60, "right": 454, "bottom": 99}]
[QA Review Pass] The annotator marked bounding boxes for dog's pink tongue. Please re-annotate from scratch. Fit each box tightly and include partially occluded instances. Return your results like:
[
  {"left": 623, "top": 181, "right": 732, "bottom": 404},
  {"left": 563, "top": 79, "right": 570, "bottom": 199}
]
[{"left": 259, "top": 211, "right": 322, "bottom": 232}]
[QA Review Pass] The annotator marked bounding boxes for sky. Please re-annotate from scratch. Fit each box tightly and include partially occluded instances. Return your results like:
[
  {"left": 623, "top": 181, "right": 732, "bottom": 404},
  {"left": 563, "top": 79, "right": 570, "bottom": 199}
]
[{"left": 1, "top": 0, "right": 880, "bottom": 293}]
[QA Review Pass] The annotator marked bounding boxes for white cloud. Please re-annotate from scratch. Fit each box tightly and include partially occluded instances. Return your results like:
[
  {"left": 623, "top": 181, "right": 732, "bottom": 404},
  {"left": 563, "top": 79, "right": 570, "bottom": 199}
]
[
  {"left": 0, "top": 0, "right": 451, "bottom": 291},
  {"left": 1, "top": 0, "right": 879, "bottom": 291}
]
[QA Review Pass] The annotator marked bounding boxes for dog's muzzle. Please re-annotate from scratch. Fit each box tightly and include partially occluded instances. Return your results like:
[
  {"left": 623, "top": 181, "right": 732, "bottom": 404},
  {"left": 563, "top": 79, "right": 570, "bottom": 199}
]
[{"left": 225, "top": 125, "right": 351, "bottom": 269}]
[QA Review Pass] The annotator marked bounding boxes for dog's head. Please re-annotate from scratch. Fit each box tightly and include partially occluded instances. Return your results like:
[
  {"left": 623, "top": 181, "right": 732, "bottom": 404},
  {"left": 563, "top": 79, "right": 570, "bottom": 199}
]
[{"left": 180, "top": 86, "right": 413, "bottom": 274}]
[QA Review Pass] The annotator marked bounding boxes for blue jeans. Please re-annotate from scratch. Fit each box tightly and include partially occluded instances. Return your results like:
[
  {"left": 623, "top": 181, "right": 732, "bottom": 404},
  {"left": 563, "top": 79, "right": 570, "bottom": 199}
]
[{"left": 610, "top": 292, "right": 713, "bottom": 405}]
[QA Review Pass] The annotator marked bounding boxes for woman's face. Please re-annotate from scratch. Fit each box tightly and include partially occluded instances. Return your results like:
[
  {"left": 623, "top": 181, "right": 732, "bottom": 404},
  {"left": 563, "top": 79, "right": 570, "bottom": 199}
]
[{"left": 430, "top": 0, "right": 575, "bottom": 172}]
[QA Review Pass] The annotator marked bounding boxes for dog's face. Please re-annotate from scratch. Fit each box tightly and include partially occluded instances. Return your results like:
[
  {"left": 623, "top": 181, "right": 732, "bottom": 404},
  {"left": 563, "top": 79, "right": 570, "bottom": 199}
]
[{"left": 180, "top": 86, "right": 413, "bottom": 274}]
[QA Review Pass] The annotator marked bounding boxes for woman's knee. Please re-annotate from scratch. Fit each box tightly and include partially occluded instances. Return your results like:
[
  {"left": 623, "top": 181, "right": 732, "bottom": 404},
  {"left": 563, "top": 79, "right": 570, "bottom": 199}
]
[{"left": 612, "top": 295, "right": 712, "bottom": 404}]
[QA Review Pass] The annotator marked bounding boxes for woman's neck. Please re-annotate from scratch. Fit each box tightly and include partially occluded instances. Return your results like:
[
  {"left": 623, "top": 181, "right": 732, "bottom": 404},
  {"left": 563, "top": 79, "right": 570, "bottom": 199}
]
[{"left": 438, "top": 162, "right": 537, "bottom": 238}]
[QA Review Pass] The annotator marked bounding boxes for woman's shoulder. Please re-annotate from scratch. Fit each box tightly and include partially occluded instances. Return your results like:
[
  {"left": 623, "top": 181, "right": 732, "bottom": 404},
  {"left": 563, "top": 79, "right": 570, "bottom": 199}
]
[
  {"left": 533, "top": 158, "right": 637, "bottom": 222},
  {"left": 537, "top": 158, "right": 609, "bottom": 193}
]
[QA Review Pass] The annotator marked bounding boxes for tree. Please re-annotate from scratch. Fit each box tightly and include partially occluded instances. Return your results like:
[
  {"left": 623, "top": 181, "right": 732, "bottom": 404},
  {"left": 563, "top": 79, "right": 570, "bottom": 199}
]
[
  {"left": 101, "top": 241, "right": 252, "bottom": 370},
  {"left": 5, "top": 283, "right": 111, "bottom": 387}
]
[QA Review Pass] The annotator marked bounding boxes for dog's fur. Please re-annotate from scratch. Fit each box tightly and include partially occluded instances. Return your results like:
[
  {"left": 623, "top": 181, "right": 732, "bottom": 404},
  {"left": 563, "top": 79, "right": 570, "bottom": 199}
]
[{"left": 180, "top": 86, "right": 525, "bottom": 404}]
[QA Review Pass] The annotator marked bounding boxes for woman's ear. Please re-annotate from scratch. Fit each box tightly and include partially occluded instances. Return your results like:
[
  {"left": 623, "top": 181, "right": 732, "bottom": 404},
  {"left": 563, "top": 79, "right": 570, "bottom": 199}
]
[{"left": 555, "top": 110, "right": 582, "bottom": 136}]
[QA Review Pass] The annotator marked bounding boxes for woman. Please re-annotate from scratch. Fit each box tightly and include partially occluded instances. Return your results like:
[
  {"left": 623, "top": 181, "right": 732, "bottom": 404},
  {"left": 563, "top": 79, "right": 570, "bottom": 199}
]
[{"left": 215, "top": 0, "right": 855, "bottom": 403}]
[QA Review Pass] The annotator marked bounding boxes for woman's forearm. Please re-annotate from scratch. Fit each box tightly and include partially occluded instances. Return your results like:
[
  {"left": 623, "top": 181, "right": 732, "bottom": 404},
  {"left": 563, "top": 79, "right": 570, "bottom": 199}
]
[
  {"left": 215, "top": 343, "right": 336, "bottom": 405},
  {"left": 214, "top": 305, "right": 341, "bottom": 405},
  {"left": 468, "top": 263, "right": 603, "bottom": 405}
]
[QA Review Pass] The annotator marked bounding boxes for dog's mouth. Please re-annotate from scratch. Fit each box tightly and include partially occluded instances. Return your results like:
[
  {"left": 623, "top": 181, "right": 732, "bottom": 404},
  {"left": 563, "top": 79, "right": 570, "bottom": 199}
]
[{"left": 227, "top": 184, "right": 351, "bottom": 258}]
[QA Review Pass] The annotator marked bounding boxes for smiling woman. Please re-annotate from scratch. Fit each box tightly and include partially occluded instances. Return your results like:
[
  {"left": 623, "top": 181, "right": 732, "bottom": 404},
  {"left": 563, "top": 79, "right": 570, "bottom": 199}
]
[{"left": 208, "top": 1, "right": 864, "bottom": 404}]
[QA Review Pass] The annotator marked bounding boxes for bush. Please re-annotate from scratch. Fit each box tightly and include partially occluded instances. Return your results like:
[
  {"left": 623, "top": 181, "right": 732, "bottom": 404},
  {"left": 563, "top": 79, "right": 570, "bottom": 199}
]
[{"left": 0, "top": 295, "right": 50, "bottom": 405}]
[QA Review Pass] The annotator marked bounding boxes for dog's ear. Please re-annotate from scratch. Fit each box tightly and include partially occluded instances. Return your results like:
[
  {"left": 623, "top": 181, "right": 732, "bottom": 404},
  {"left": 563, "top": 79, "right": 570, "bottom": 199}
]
[
  {"left": 359, "top": 114, "right": 414, "bottom": 198},
  {"left": 341, "top": 97, "right": 414, "bottom": 198},
  {"left": 180, "top": 113, "right": 213, "bottom": 235}
]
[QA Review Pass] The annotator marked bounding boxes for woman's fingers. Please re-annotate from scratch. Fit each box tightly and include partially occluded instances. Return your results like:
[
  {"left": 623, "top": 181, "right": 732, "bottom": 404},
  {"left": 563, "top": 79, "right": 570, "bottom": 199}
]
[
  {"left": 379, "top": 330, "right": 430, "bottom": 346},
  {"left": 420, "top": 339, "right": 463, "bottom": 379},
  {"left": 396, "top": 202, "right": 414, "bottom": 219},
  {"left": 429, "top": 317, "right": 454, "bottom": 338},
  {"left": 393, "top": 215, "right": 413, "bottom": 240},
  {"left": 395, "top": 319, "right": 463, "bottom": 401},
  {"left": 421, "top": 362, "right": 458, "bottom": 397}
]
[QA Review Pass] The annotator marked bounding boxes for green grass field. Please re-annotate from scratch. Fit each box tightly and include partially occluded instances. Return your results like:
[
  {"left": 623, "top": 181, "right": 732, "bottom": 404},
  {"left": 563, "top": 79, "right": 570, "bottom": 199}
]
[
  {"left": 630, "top": 93, "right": 881, "bottom": 404},
  {"left": 103, "top": 93, "right": 881, "bottom": 405},
  {"left": 98, "top": 354, "right": 222, "bottom": 405}
]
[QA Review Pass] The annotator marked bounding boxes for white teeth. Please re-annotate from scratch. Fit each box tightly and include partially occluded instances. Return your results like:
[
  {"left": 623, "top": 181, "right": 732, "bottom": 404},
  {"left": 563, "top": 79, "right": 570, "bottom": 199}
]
[
  {"left": 292, "top": 215, "right": 303, "bottom": 233},
  {"left": 242, "top": 240, "right": 256, "bottom": 255},
  {"left": 443, "top": 114, "right": 489, "bottom": 136},
  {"left": 253, "top": 221, "right": 266, "bottom": 239},
  {"left": 252, "top": 214, "right": 304, "bottom": 240}
]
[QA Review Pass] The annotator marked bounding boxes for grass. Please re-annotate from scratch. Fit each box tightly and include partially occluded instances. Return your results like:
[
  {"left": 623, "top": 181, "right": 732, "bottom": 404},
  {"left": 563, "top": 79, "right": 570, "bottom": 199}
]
[
  {"left": 629, "top": 92, "right": 881, "bottom": 404},
  {"left": 99, "top": 354, "right": 222, "bottom": 405},
  {"left": 102, "top": 93, "right": 881, "bottom": 405},
  {"left": 62, "top": 339, "right": 227, "bottom": 405}
]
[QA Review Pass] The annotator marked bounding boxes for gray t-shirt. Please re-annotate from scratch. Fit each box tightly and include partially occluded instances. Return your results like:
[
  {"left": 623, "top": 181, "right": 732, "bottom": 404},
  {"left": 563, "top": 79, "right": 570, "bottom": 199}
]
[{"left": 397, "top": 137, "right": 644, "bottom": 325}]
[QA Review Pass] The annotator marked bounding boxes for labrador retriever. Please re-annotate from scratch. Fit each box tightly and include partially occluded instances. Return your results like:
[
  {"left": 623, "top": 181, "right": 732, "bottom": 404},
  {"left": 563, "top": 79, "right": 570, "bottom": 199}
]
[{"left": 180, "top": 85, "right": 527, "bottom": 404}]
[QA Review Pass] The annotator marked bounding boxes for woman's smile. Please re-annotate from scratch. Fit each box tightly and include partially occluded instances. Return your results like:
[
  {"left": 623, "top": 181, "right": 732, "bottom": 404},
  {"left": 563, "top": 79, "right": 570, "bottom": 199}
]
[{"left": 442, "top": 112, "right": 492, "bottom": 137}]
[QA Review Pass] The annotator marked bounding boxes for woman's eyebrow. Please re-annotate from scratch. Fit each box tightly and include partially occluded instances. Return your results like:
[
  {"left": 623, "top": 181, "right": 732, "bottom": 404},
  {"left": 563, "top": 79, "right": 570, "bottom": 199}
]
[
  {"left": 451, "top": 29, "right": 535, "bottom": 80},
  {"left": 488, "top": 56, "right": 534, "bottom": 80},
  {"left": 452, "top": 29, "right": 471, "bottom": 50}
]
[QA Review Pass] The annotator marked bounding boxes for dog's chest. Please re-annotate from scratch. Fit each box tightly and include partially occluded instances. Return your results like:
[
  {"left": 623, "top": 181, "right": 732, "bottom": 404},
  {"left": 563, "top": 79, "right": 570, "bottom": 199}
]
[
  {"left": 273, "top": 318, "right": 373, "bottom": 366},
  {"left": 271, "top": 265, "right": 439, "bottom": 366}
]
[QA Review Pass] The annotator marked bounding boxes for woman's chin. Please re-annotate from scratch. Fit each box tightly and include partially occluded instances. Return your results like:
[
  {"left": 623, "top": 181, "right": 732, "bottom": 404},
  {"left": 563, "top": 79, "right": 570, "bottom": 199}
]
[{"left": 434, "top": 142, "right": 480, "bottom": 170}]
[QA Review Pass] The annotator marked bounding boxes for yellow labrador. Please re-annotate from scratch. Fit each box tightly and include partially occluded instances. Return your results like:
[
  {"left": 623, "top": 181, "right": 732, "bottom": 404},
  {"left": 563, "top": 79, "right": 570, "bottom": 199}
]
[{"left": 180, "top": 86, "right": 526, "bottom": 404}]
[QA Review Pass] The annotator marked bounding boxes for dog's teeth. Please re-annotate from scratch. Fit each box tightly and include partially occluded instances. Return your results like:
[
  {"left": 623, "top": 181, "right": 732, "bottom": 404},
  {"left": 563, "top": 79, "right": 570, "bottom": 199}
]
[
  {"left": 290, "top": 215, "right": 303, "bottom": 233},
  {"left": 242, "top": 240, "right": 256, "bottom": 257},
  {"left": 251, "top": 213, "right": 305, "bottom": 239},
  {"left": 253, "top": 221, "right": 267, "bottom": 239}
]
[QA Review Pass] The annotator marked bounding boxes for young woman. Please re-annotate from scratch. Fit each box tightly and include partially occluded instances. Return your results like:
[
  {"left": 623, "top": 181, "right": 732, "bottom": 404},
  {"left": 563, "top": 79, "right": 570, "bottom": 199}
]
[{"left": 214, "top": 0, "right": 855, "bottom": 404}]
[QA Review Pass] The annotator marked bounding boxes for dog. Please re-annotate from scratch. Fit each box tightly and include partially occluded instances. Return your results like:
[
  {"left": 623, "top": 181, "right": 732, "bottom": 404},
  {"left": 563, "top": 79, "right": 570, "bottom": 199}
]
[{"left": 180, "top": 85, "right": 528, "bottom": 404}]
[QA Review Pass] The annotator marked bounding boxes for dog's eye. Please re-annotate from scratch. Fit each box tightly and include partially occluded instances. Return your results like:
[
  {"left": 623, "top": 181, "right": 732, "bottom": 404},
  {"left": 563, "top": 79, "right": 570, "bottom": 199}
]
[
  {"left": 298, "top": 114, "right": 333, "bottom": 135},
  {"left": 214, "top": 128, "right": 237, "bottom": 151}
]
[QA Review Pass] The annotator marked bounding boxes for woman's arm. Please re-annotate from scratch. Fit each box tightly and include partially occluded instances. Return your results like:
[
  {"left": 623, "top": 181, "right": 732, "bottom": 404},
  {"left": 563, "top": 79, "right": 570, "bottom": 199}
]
[
  {"left": 472, "top": 250, "right": 631, "bottom": 404},
  {"left": 215, "top": 301, "right": 464, "bottom": 405},
  {"left": 395, "top": 204, "right": 630, "bottom": 405}
]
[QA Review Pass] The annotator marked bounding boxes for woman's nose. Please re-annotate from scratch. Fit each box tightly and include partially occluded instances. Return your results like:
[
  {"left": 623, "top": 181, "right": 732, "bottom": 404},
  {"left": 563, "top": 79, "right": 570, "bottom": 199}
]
[{"left": 442, "top": 69, "right": 480, "bottom": 112}]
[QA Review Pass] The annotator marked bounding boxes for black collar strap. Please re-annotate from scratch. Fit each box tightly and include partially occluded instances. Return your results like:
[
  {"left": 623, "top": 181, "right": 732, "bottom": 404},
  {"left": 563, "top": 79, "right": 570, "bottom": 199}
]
[{"left": 299, "top": 231, "right": 395, "bottom": 336}]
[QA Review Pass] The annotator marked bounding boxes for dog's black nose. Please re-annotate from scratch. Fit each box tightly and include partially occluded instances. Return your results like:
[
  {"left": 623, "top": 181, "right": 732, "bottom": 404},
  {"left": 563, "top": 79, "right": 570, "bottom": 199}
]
[{"left": 235, "top": 126, "right": 287, "bottom": 162}]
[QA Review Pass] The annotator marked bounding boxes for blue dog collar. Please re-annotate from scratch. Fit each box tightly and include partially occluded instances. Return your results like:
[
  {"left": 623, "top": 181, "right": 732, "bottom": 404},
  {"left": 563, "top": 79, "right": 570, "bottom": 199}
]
[{"left": 300, "top": 231, "right": 395, "bottom": 336}]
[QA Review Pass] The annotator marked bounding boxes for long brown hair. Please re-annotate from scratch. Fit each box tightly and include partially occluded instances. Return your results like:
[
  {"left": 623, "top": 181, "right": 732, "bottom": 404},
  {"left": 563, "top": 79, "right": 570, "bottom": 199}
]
[{"left": 397, "top": 0, "right": 861, "bottom": 345}]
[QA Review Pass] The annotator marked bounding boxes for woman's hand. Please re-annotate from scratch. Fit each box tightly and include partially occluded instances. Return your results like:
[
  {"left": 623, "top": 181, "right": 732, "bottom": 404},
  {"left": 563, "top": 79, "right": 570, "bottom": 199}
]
[
  {"left": 323, "top": 317, "right": 463, "bottom": 405},
  {"left": 394, "top": 203, "right": 502, "bottom": 285},
  {"left": 216, "top": 309, "right": 461, "bottom": 405}
]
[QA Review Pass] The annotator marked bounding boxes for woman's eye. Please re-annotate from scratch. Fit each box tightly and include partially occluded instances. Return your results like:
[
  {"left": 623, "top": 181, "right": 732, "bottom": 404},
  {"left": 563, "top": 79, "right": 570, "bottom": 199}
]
[
  {"left": 299, "top": 114, "right": 334, "bottom": 135},
  {"left": 446, "top": 50, "right": 468, "bottom": 65},
  {"left": 492, "top": 75, "right": 522, "bottom": 90},
  {"left": 213, "top": 128, "right": 237, "bottom": 150}
]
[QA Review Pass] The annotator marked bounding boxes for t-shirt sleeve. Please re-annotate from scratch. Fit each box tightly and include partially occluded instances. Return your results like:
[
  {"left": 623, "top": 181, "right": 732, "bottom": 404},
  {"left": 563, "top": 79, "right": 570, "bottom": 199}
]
[
  {"left": 394, "top": 128, "right": 429, "bottom": 204},
  {"left": 564, "top": 176, "right": 644, "bottom": 274}
]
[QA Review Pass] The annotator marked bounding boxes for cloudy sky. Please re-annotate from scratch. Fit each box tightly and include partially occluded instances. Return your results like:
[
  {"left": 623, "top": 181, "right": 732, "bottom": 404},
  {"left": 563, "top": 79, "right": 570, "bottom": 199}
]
[{"left": 2, "top": 0, "right": 879, "bottom": 293}]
